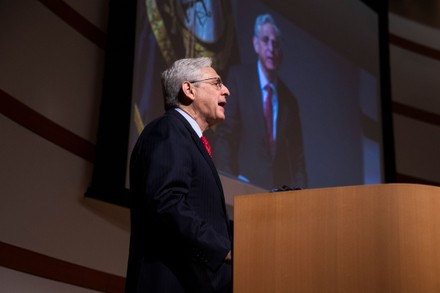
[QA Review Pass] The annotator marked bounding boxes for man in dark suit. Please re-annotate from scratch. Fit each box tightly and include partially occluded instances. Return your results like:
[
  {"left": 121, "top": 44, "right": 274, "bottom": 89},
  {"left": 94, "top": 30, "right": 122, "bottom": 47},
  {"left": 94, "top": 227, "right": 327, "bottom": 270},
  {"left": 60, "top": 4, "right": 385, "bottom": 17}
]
[
  {"left": 214, "top": 13, "right": 307, "bottom": 190},
  {"left": 125, "top": 57, "right": 232, "bottom": 293}
]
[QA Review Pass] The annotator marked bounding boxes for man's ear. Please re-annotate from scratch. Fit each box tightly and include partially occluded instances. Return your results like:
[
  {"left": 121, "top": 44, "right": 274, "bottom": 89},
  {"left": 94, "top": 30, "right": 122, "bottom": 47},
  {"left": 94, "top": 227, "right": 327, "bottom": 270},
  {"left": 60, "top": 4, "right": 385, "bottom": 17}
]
[
  {"left": 253, "top": 36, "right": 259, "bottom": 53},
  {"left": 181, "top": 81, "right": 195, "bottom": 104}
]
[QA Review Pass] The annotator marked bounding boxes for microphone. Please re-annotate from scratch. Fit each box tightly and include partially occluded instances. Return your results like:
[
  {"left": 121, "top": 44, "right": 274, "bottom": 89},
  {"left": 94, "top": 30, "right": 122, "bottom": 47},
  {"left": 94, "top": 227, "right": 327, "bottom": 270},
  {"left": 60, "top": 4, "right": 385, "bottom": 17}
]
[{"left": 270, "top": 185, "right": 303, "bottom": 193}]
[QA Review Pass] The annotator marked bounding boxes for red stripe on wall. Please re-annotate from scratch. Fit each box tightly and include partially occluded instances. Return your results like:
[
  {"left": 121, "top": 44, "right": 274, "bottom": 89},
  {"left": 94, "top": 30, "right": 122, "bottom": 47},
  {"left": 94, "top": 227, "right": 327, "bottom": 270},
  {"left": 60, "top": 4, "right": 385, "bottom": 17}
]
[
  {"left": 389, "top": 33, "right": 440, "bottom": 62},
  {"left": 0, "top": 88, "right": 95, "bottom": 162},
  {"left": 37, "top": 0, "right": 107, "bottom": 50},
  {"left": 396, "top": 173, "right": 440, "bottom": 187},
  {"left": 0, "top": 241, "right": 125, "bottom": 293},
  {"left": 393, "top": 101, "right": 440, "bottom": 127}
]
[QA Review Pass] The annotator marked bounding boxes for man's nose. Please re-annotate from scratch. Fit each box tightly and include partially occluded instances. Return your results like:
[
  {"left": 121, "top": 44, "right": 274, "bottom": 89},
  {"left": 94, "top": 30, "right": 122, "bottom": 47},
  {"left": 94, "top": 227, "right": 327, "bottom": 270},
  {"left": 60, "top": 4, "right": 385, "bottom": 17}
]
[
  {"left": 222, "top": 84, "right": 231, "bottom": 96},
  {"left": 268, "top": 41, "right": 274, "bottom": 51}
]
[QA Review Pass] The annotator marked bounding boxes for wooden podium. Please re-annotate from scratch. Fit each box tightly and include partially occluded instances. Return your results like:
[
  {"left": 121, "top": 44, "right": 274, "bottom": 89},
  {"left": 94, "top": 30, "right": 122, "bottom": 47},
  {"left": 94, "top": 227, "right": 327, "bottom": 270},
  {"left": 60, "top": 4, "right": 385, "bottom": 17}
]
[{"left": 233, "top": 184, "right": 440, "bottom": 292}]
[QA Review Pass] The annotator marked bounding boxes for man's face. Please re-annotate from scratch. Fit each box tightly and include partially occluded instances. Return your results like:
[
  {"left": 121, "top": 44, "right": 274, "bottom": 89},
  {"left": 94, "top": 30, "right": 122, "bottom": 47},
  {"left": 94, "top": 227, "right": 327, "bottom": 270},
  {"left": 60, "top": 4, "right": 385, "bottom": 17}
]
[
  {"left": 253, "top": 23, "right": 282, "bottom": 74},
  {"left": 192, "top": 67, "right": 230, "bottom": 127}
]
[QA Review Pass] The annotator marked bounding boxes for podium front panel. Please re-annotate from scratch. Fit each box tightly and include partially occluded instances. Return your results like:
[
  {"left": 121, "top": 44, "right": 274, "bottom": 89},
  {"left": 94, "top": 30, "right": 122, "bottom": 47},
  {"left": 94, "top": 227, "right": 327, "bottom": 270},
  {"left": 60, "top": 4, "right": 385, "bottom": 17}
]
[{"left": 234, "top": 184, "right": 440, "bottom": 293}]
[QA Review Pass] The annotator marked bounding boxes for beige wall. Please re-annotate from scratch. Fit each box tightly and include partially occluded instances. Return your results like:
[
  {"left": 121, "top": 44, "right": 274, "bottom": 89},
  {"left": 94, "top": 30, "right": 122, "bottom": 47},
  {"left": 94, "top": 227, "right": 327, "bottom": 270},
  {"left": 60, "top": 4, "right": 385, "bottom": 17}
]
[
  {"left": 0, "top": 0, "right": 129, "bottom": 291},
  {"left": 0, "top": 1, "right": 439, "bottom": 292}
]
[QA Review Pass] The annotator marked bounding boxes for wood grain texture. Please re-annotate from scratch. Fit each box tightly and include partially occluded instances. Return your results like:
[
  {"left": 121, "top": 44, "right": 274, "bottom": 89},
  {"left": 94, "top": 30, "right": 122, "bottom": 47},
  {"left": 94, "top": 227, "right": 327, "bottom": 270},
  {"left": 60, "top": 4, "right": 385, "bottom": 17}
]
[{"left": 234, "top": 184, "right": 440, "bottom": 293}]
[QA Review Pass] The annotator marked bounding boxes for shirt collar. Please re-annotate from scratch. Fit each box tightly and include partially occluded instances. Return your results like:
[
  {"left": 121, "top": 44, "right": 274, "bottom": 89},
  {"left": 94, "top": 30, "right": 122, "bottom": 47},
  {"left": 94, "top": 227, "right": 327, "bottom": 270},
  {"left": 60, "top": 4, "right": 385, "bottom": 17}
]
[
  {"left": 174, "top": 108, "right": 203, "bottom": 137},
  {"left": 257, "top": 60, "right": 277, "bottom": 90}
]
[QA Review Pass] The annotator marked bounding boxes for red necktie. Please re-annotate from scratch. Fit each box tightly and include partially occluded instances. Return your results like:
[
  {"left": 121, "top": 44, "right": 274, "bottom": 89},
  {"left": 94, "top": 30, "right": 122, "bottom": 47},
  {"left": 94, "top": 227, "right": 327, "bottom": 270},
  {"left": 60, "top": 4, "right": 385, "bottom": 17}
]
[
  {"left": 264, "top": 84, "right": 274, "bottom": 150},
  {"left": 201, "top": 135, "right": 212, "bottom": 157}
]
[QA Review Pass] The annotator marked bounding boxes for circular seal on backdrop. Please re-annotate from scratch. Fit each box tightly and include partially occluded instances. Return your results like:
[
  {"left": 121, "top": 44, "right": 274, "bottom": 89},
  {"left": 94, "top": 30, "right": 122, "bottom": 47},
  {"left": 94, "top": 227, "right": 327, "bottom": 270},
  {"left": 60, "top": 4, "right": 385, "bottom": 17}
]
[{"left": 145, "top": 0, "right": 236, "bottom": 70}]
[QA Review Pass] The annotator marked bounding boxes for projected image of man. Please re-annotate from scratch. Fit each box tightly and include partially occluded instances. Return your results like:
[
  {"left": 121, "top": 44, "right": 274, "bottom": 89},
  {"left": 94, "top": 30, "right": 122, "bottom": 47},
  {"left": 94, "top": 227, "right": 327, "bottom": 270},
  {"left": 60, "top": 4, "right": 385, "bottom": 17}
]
[{"left": 214, "top": 13, "right": 308, "bottom": 190}]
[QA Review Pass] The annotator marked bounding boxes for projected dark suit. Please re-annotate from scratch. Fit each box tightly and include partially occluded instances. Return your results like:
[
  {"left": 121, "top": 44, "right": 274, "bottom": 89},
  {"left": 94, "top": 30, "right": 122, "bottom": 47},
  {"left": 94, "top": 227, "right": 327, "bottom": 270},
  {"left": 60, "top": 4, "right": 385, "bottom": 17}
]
[
  {"left": 214, "top": 63, "right": 307, "bottom": 189},
  {"left": 126, "top": 109, "right": 232, "bottom": 293}
]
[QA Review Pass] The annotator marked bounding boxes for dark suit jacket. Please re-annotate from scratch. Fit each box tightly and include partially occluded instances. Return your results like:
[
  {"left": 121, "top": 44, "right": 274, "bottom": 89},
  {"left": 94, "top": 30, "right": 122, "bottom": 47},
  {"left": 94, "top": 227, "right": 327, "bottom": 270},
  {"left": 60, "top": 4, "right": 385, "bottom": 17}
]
[
  {"left": 125, "top": 110, "right": 232, "bottom": 293},
  {"left": 214, "top": 63, "right": 307, "bottom": 190}
]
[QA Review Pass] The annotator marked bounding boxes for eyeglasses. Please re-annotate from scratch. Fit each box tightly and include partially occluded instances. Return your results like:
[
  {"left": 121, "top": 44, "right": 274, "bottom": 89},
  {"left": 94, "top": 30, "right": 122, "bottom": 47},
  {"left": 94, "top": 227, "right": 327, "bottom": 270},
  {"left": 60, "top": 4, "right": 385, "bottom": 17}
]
[
  {"left": 189, "top": 77, "right": 223, "bottom": 90},
  {"left": 258, "top": 36, "right": 280, "bottom": 49}
]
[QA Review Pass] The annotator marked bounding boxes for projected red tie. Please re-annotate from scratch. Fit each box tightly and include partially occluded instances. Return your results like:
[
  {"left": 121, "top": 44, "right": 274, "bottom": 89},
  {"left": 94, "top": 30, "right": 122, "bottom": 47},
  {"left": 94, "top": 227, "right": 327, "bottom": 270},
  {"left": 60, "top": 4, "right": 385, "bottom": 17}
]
[
  {"left": 264, "top": 84, "right": 274, "bottom": 152},
  {"left": 201, "top": 135, "right": 212, "bottom": 157}
]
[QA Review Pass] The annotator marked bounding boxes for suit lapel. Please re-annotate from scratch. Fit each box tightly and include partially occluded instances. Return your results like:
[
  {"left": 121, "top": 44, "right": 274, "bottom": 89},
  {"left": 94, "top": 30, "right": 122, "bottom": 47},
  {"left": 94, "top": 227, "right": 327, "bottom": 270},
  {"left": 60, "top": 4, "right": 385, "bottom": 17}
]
[
  {"left": 250, "top": 64, "right": 266, "bottom": 126},
  {"left": 193, "top": 132, "right": 225, "bottom": 193},
  {"left": 275, "top": 80, "right": 291, "bottom": 148},
  {"left": 249, "top": 64, "right": 274, "bottom": 155},
  {"left": 169, "top": 110, "right": 224, "bottom": 194}
]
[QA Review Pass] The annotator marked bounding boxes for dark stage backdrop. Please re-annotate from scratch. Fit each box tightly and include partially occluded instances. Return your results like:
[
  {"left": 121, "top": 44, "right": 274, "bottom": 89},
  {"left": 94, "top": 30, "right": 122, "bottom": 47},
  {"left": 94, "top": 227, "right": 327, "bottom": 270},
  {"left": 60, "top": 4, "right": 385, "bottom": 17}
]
[{"left": 87, "top": 0, "right": 394, "bottom": 207}]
